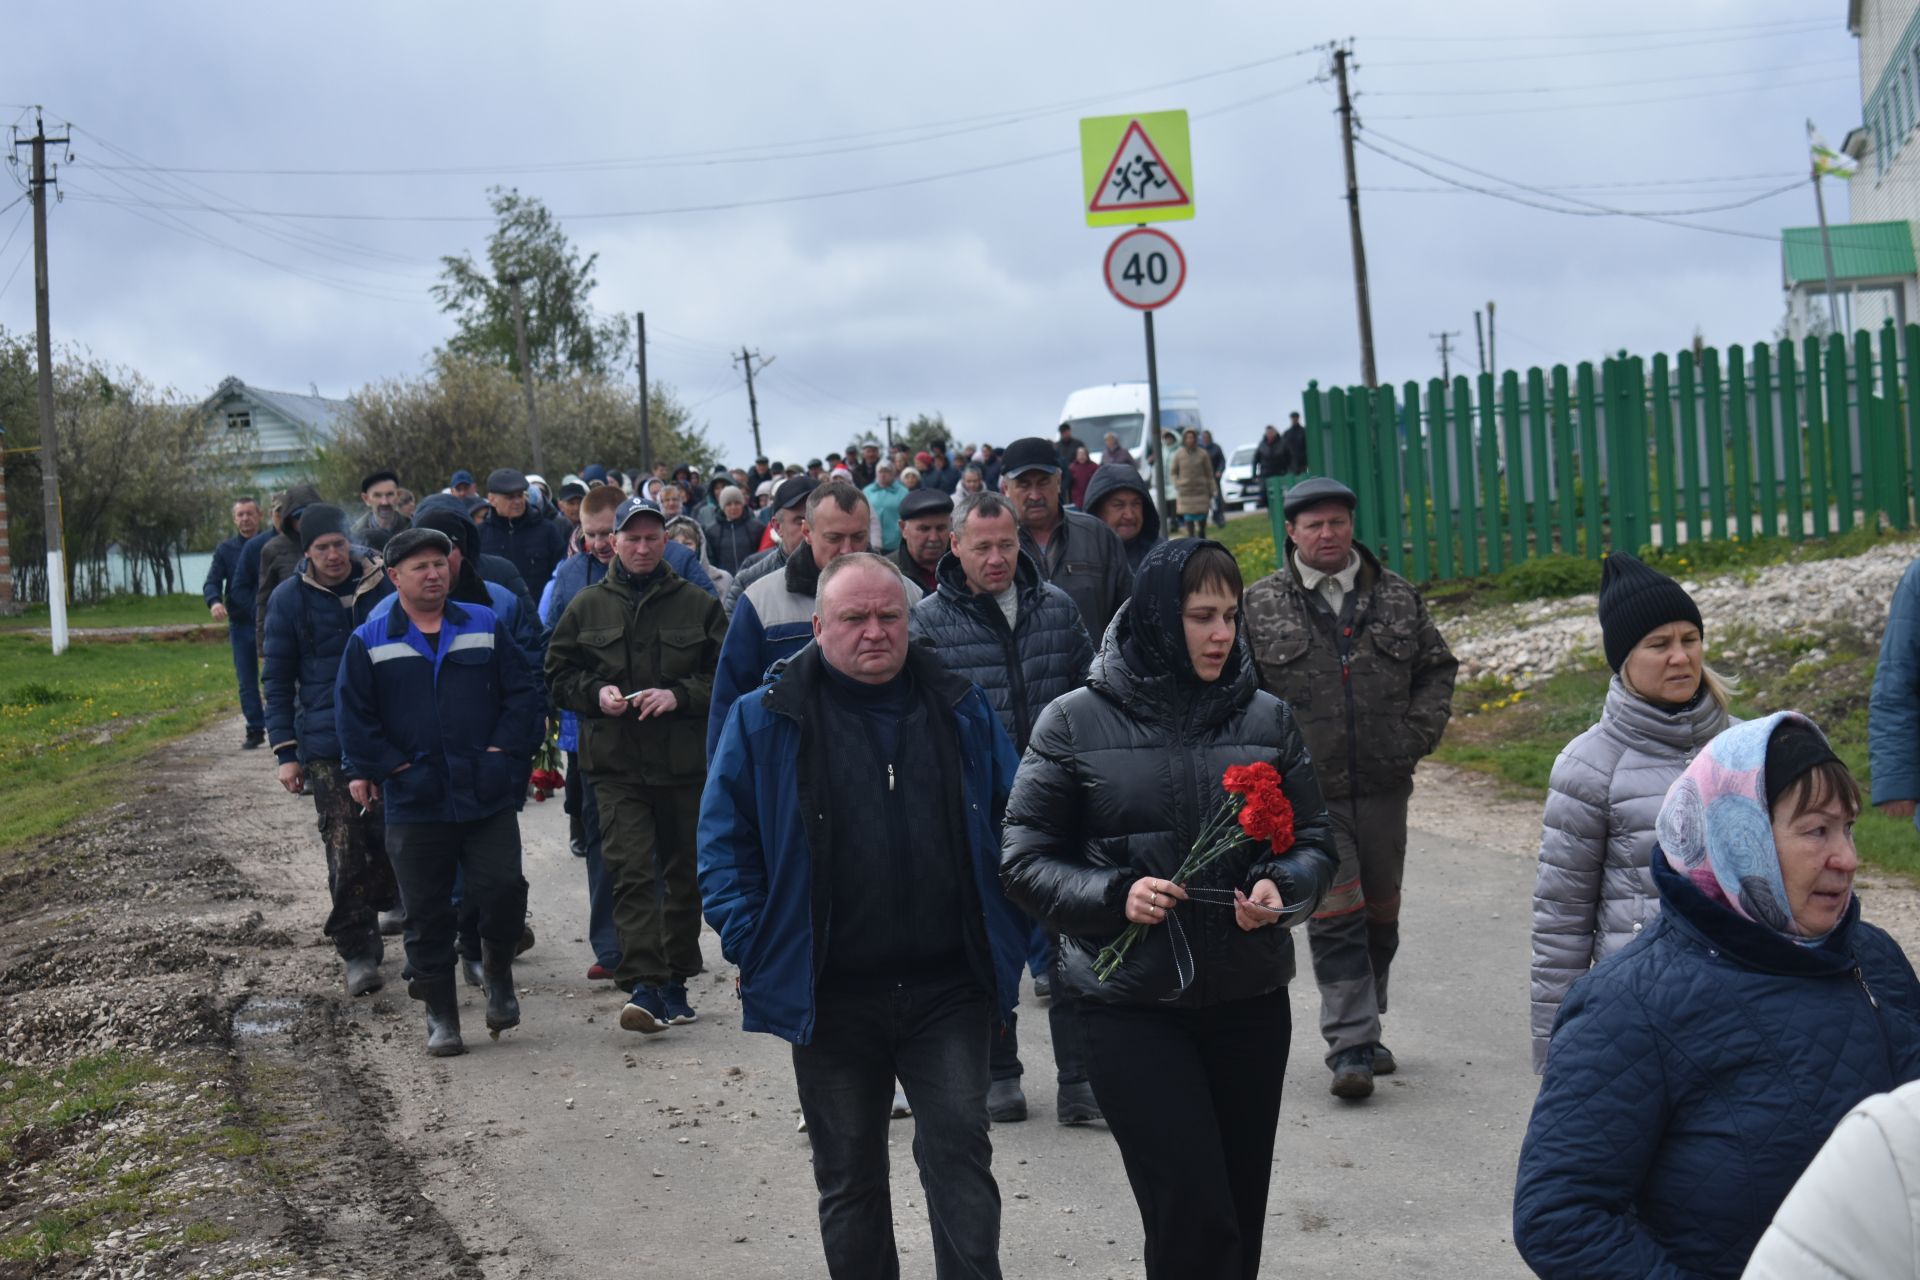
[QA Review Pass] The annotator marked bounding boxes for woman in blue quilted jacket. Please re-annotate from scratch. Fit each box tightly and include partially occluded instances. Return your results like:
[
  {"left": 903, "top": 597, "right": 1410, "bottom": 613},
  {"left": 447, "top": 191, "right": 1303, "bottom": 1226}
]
[{"left": 1514, "top": 712, "right": 1920, "bottom": 1279}]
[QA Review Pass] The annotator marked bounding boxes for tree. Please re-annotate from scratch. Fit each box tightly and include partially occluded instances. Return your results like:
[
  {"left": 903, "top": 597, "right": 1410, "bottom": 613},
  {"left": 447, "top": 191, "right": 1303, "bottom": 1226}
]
[
  {"left": 321, "top": 354, "right": 716, "bottom": 499},
  {"left": 432, "top": 187, "right": 631, "bottom": 381},
  {"left": 896, "top": 412, "right": 950, "bottom": 455}
]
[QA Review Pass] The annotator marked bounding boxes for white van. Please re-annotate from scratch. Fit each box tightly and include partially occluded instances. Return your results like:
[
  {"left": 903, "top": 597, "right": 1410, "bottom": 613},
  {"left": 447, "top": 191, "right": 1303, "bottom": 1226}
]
[{"left": 1056, "top": 383, "right": 1202, "bottom": 496}]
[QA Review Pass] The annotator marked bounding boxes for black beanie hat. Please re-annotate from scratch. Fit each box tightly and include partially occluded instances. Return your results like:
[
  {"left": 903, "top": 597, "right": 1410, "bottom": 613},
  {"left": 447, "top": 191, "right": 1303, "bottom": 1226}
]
[
  {"left": 1764, "top": 719, "right": 1842, "bottom": 809},
  {"left": 1598, "top": 551, "right": 1703, "bottom": 672},
  {"left": 297, "top": 504, "right": 351, "bottom": 553}
]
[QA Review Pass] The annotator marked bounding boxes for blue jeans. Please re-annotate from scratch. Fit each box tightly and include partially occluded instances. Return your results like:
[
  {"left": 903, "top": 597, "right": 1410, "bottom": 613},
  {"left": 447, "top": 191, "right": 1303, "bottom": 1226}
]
[
  {"left": 229, "top": 621, "right": 264, "bottom": 732},
  {"left": 791, "top": 978, "right": 1003, "bottom": 1279},
  {"left": 580, "top": 771, "right": 621, "bottom": 969}
]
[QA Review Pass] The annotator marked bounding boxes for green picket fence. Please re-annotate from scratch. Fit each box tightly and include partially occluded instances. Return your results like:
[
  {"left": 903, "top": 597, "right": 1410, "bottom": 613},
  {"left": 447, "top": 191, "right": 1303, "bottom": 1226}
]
[{"left": 1272, "top": 325, "right": 1920, "bottom": 583}]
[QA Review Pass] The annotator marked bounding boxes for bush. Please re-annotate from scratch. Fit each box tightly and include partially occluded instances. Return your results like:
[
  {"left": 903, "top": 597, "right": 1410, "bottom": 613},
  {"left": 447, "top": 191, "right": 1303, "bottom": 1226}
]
[{"left": 1495, "top": 554, "right": 1601, "bottom": 602}]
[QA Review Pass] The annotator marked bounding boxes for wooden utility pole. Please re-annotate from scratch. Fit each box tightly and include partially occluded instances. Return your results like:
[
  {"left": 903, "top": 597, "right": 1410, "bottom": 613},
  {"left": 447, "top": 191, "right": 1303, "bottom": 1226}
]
[
  {"left": 1332, "top": 45, "right": 1378, "bottom": 390},
  {"left": 14, "top": 111, "right": 70, "bottom": 651},
  {"left": 734, "top": 347, "right": 773, "bottom": 458},
  {"left": 1430, "top": 330, "right": 1460, "bottom": 381},
  {"left": 636, "top": 311, "right": 652, "bottom": 475},
  {"left": 504, "top": 276, "right": 545, "bottom": 476}
]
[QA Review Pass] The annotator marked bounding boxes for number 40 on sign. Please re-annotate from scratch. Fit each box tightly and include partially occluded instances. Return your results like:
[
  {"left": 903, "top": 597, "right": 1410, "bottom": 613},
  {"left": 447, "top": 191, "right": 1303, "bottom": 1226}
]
[{"left": 1104, "top": 227, "right": 1186, "bottom": 311}]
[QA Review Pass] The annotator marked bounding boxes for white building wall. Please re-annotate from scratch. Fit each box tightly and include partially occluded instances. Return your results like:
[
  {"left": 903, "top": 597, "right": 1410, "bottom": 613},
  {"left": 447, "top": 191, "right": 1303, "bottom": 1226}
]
[{"left": 1848, "top": 0, "right": 1920, "bottom": 329}]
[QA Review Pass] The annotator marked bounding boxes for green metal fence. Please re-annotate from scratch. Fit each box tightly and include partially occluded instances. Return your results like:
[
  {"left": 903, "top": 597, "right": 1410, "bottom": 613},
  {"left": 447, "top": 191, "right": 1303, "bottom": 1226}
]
[{"left": 1271, "top": 324, "right": 1920, "bottom": 582}]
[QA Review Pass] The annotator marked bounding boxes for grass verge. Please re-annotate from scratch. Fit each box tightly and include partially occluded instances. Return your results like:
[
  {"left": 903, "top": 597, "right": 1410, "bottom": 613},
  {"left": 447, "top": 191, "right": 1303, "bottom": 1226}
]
[
  {"left": 1435, "top": 620, "right": 1920, "bottom": 880},
  {"left": 0, "top": 592, "right": 215, "bottom": 632},
  {"left": 0, "top": 630, "right": 236, "bottom": 850}
]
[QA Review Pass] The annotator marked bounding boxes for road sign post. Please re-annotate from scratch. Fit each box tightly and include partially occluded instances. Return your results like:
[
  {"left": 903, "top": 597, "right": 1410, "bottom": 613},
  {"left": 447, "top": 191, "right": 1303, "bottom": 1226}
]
[{"left": 1100, "top": 227, "right": 1187, "bottom": 524}]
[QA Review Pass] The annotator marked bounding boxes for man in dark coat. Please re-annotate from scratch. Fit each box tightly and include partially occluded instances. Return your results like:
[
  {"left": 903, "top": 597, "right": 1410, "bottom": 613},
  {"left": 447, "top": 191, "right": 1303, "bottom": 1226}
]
[
  {"left": 351, "top": 470, "right": 407, "bottom": 553},
  {"left": 261, "top": 504, "right": 397, "bottom": 996},
  {"left": 334, "top": 528, "right": 545, "bottom": 1057},
  {"left": 477, "top": 467, "right": 569, "bottom": 600},
  {"left": 998, "top": 437, "right": 1132, "bottom": 642},
  {"left": 908, "top": 492, "right": 1097, "bottom": 1127},
  {"left": 203, "top": 495, "right": 267, "bottom": 748},
  {"left": 700, "top": 552, "right": 1027, "bottom": 1280},
  {"left": 891, "top": 487, "right": 951, "bottom": 596},
  {"left": 1241, "top": 477, "right": 1458, "bottom": 1099},
  {"left": 253, "top": 481, "right": 324, "bottom": 632},
  {"left": 1082, "top": 463, "right": 1162, "bottom": 574}
]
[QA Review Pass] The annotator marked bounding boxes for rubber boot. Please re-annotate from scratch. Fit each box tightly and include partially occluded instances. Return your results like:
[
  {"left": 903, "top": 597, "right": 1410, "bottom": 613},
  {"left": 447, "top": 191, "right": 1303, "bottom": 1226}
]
[
  {"left": 342, "top": 930, "right": 384, "bottom": 997},
  {"left": 481, "top": 941, "right": 520, "bottom": 1039},
  {"left": 409, "top": 974, "right": 465, "bottom": 1057}
]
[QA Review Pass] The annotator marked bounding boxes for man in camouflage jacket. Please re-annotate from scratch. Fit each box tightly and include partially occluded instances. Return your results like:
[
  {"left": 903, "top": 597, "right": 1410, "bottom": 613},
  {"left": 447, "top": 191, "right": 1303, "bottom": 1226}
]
[{"left": 1241, "top": 477, "right": 1457, "bottom": 1100}]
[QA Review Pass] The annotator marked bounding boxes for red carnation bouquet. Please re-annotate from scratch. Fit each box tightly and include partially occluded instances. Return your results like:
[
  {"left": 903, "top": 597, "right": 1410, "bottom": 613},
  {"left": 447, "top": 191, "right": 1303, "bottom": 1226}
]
[
  {"left": 1093, "top": 761, "right": 1294, "bottom": 983},
  {"left": 530, "top": 728, "right": 565, "bottom": 802}
]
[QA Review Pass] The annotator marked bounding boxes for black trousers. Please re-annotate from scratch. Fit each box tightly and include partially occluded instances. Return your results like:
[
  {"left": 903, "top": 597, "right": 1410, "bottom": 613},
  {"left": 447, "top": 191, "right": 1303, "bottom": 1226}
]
[
  {"left": 791, "top": 978, "right": 1002, "bottom": 1280},
  {"left": 1080, "top": 986, "right": 1292, "bottom": 1280},
  {"left": 385, "top": 810, "right": 527, "bottom": 982}
]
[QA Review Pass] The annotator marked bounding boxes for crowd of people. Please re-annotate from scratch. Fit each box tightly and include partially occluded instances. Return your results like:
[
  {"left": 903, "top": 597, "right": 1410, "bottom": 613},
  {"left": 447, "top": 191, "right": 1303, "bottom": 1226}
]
[{"left": 194, "top": 423, "right": 1920, "bottom": 1278}]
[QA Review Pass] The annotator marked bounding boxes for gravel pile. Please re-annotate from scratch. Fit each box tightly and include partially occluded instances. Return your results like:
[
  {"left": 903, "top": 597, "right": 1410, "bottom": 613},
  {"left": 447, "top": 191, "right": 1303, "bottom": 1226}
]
[{"left": 1443, "top": 541, "right": 1917, "bottom": 687}]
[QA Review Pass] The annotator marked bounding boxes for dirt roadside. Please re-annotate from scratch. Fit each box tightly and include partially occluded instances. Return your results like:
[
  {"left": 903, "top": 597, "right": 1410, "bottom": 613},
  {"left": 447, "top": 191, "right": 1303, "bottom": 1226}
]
[{"left": 5, "top": 720, "right": 1918, "bottom": 1278}]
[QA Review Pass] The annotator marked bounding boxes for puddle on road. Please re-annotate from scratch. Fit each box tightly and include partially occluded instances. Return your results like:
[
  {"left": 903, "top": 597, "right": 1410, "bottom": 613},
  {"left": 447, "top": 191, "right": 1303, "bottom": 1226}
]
[{"left": 231, "top": 995, "right": 303, "bottom": 1040}]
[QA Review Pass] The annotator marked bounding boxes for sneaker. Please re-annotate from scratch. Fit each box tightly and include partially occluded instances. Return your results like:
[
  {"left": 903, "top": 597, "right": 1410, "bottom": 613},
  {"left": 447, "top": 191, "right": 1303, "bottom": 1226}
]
[
  {"left": 986, "top": 1077, "right": 1027, "bottom": 1123},
  {"left": 890, "top": 1086, "right": 912, "bottom": 1119},
  {"left": 1372, "top": 1043, "right": 1397, "bottom": 1076},
  {"left": 1329, "top": 1046, "right": 1375, "bottom": 1100},
  {"left": 586, "top": 963, "right": 615, "bottom": 982},
  {"left": 242, "top": 727, "right": 266, "bottom": 750},
  {"left": 661, "top": 982, "right": 698, "bottom": 1025},
  {"left": 620, "top": 986, "right": 670, "bottom": 1034},
  {"left": 1055, "top": 1080, "right": 1102, "bottom": 1125}
]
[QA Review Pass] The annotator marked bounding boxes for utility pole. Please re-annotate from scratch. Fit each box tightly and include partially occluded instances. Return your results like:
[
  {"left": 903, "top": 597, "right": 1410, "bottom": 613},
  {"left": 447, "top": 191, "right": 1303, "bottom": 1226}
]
[
  {"left": 14, "top": 111, "right": 70, "bottom": 653},
  {"left": 1474, "top": 310, "right": 1487, "bottom": 376},
  {"left": 635, "top": 311, "right": 652, "bottom": 475},
  {"left": 1430, "top": 330, "right": 1460, "bottom": 382},
  {"left": 882, "top": 415, "right": 896, "bottom": 451},
  {"left": 503, "top": 276, "right": 544, "bottom": 476},
  {"left": 1332, "top": 43, "right": 1378, "bottom": 389},
  {"left": 734, "top": 347, "right": 773, "bottom": 458},
  {"left": 1486, "top": 299, "right": 1497, "bottom": 376}
]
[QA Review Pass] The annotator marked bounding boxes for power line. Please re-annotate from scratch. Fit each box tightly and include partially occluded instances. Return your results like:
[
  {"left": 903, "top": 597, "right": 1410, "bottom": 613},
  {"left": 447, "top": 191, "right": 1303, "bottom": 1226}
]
[
  {"left": 1363, "top": 16, "right": 1828, "bottom": 43},
  {"left": 1368, "top": 73, "right": 1851, "bottom": 121},
  {"left": 1369, "top": 23, "right": 1836, "bottom": 66},
  {"left": 1366, "top": 55, "right": 1853, "bottom": 96}
]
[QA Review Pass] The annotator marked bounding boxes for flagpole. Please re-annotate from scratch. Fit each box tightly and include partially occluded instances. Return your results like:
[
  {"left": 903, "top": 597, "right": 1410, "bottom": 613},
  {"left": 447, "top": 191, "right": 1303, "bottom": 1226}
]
[{"left": 1809, "top": 120, "right": 1845, "bottom": 334}]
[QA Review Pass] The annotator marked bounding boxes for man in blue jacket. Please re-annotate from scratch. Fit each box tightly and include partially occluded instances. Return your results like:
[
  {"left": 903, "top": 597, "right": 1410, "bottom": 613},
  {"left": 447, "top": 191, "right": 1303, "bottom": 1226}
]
[
  {"left": 699, "top": 552, "right": 1026, "bottom": 1280},
  {"left": 260, "top": 504, "right": 397, "bottom": 996},
  {"left": 1871, "top": 553, "right": 1920, "bottom": 824},
  {"left": 334, "top": 528, "right": 545, "bottom": 1057},
  {"left": 202, "top": 495, "right": 267, "bottom": 748}
]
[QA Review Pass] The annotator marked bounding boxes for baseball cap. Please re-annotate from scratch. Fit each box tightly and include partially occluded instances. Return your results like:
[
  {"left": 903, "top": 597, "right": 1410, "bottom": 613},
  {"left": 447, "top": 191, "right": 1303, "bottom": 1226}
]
[
  {"left": 486, "top": 467, "right": 528, "bottom": 494},
  {"left": 1000, "top": 437, "right": 1060, "bottom": 477},
  {"left": 772, "top": 475, "right": 817, "bottom": 512},
  {"left": 613, "top": 496, "right": 667, "bottom": 531},
  {"left": 449, "top": 469, "right": 474, "bottom": 487}
]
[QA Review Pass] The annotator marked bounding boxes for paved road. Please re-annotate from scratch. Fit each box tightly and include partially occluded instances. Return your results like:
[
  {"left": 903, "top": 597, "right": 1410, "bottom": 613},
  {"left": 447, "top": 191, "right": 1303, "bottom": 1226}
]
[{"left": 329, "top": 778, "right": 1542, "bottom": 1280}]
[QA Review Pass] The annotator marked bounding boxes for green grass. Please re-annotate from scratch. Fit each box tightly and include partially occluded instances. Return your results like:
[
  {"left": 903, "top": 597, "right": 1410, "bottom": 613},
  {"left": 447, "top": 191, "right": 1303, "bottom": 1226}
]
[
  {"left": 0, "top": 1053, "right": 173, "bottom": 1164},
  {"left": 1216, "top": 509, "right": 1280, "bottom": 582},
  {"left": 0, "top": 630, "right": 236, "bottom": 850},
  {"left": 0, "top": 592, "right": 215, "bottom": 632},
  {"left": 1434, "top": 622, "right": 1920, "bottom": 880}
]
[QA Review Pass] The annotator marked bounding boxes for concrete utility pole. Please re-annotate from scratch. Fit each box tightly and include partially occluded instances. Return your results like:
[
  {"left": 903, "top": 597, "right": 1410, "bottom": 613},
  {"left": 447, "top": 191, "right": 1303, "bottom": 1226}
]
[
  {"left": 1474, "top": 310, "right": 1487, "bottom": 375},
  {"left": 504, "top": 276, "right": 544, "bottom": 476},
  {"left": 1430, "top": 330, "right": 1460, "bottom": 381},
  {"left": 636, "top": 311, "right": 652, "bottom": 475},
  {"left": 14, "top": 111, "right": 70, "bottom": 652},
  {"left": 1486, "top": 299, "right": 1497, "bottom": 375},
  {"left": 734, "top": 347, "right": 773, "bottom": 458},
  {"left": 1332, "top": 43, "right": 1378, "bottom": 390}
]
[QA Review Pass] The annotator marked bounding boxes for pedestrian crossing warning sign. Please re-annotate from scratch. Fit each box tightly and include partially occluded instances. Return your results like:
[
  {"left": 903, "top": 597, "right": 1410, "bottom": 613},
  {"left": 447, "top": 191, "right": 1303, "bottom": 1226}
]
[{"left": 1080, "top": 110, "right": 1193, "bottom": 228}]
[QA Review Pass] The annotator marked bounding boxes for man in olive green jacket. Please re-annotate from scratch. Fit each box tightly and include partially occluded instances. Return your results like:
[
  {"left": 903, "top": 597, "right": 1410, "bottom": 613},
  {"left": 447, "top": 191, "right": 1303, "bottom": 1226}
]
[{"left": 545, "top": 497, "right": 728, "bottom": 1032}]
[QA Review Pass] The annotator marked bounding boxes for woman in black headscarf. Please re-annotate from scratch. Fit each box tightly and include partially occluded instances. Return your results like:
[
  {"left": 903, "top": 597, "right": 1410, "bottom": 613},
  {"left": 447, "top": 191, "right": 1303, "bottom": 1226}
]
[{"left": 1001, "top": 538, "right": 1337, "bottom": 1280}]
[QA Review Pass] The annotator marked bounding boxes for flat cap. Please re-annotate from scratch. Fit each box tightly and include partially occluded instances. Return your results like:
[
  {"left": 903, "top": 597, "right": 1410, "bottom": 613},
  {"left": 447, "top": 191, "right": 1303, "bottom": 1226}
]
[
  {"left": 1281, "top": 476, "right": 1358, "bottom": 521},
  {"left": 772, "top": 475, "right": 817, "bottom": 512},
  {"left": 899, "top": 488, "right": 954, "bottom": 521},
  {"left": 384, "top": 527, "right": 453, "bottom": 566},
  {"left": 1000, "top": 437, "right": 1060, "bottom": 477},
  {"left": 486, "top": 467, "right": 528, "bottom": 494}
]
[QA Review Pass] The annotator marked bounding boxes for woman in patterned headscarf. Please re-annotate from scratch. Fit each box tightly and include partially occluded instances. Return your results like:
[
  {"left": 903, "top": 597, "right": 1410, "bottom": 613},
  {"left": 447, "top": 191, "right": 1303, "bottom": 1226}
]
[{"left": 1514, "top": 713, "right": 1920, "bottom": 1280}]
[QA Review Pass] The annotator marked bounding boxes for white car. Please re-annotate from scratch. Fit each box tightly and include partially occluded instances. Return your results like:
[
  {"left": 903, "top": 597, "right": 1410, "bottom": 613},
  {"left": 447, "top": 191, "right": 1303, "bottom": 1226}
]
[{"left": 1222, "top": 443, "right": 1264, "bottom": 511}]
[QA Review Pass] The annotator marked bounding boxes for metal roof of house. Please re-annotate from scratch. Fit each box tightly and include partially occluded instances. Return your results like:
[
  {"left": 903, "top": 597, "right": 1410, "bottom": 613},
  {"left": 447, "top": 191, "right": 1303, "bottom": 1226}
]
[
  {"left": 202, "top": 375, "right": 350, "bottom": 440},
  {"left": 1781, "top": 220, "right": 1918, "bottom": 287}
]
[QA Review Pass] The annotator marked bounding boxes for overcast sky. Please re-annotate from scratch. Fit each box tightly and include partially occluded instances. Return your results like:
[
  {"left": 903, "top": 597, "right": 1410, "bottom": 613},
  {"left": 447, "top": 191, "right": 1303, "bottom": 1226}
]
[{"left": 0, "top": 2, "right": 1862, "bottom": 470}]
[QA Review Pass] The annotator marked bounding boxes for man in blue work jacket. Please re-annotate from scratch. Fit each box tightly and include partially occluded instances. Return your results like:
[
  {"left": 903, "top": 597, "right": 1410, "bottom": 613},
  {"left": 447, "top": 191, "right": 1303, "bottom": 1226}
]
[{"left": 334, "top": 527, "right": 545, "bottom": 1057}]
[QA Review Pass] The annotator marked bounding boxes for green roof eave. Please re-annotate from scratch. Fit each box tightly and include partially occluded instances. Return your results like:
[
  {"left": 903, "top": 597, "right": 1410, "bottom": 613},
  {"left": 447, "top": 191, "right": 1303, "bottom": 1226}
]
[{"left": 1782, "top": 221, "right": 1918, "bottom": 287}]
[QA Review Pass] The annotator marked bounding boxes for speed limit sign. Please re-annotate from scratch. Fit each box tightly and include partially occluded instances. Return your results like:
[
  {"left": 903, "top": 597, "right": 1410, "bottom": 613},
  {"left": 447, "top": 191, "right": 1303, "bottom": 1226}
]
[{"left": 1103, "top": 227, "right": 1186, "bottom": 310}]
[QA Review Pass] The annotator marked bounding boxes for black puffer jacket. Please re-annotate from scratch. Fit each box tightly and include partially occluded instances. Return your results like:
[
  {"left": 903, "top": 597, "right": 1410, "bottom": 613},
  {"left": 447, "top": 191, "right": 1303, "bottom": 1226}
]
[
  {"left": 700, "top": 507, "right": 762, "bottom": 576},
  {"left": 909, "top": 549, "right": 1093, "bottom": 752},
  {"left": 1000, "top": 544, "right": 1337, "bottom": 1009}
]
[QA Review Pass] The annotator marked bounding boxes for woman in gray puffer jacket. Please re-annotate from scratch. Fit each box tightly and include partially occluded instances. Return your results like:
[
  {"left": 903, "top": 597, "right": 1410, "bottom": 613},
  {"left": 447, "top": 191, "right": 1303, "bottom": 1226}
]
[{"left": 1529, "top": 553, "right": 1732, "bottom": 1072}]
